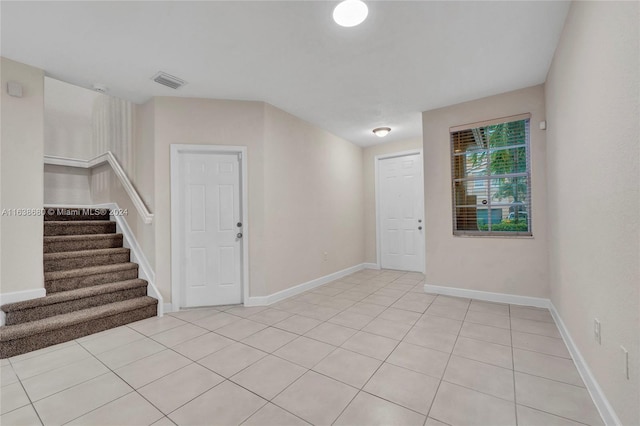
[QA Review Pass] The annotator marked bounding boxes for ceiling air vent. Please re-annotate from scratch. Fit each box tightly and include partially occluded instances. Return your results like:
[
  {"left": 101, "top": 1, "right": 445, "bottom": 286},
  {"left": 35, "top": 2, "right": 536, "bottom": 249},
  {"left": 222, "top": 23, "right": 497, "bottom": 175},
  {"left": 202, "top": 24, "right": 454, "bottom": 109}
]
[{"left": 151, "top": 72, "right": 187, "bottom": 89}]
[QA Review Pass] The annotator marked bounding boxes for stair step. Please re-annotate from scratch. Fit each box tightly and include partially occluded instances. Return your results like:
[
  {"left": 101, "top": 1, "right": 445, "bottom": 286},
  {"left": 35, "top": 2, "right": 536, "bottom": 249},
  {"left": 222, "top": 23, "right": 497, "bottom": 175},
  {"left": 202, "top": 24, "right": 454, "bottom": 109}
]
[
  {"left": 44, "top": 207, "right": 110, "bottom": 222},
  {"left": 44, "top": 233, "right": 123, "bottom": 253},
  {"left": 0, "top": 297, "right": 157, "bottom": 358},
  {"left": 1, "top": 279, "right": 148, "bottom": 325},
  {"left": 44, "top": 248, "right": 130, "bottom": 272},
  {"left": 45, "top": 263, "right": 139, "bottom": 293},
  {"left": 44, "top": 220, "right": 116, "bottom": 236}
]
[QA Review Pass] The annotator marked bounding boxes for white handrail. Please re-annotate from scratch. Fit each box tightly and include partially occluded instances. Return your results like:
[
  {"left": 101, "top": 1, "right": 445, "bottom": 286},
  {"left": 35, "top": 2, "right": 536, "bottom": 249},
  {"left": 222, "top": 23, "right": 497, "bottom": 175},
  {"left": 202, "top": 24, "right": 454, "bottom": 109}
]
[{"left": 44, "top": 152, "right": 154, "bottom": 224}]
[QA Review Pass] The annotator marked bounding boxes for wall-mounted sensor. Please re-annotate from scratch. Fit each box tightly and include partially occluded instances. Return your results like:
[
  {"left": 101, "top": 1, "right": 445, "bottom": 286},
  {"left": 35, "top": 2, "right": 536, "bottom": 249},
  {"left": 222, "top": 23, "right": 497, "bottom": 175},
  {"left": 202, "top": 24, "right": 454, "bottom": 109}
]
[
  {"left": 92, "top": 83, "right": 108, "bottom": 93},
  {"left": 539, "top": 120, "right": 547, "bottom": 130},
  {"left": 7, "top": 81, "right": 23, "bottom": 97}
]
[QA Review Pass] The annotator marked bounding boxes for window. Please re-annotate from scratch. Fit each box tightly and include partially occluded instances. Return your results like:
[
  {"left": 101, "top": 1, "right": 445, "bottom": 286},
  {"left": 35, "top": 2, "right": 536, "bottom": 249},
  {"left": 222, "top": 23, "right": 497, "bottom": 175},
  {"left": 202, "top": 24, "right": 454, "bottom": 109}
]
[{"left": 450, "top": 113, "right": 532, "bottom": 236}]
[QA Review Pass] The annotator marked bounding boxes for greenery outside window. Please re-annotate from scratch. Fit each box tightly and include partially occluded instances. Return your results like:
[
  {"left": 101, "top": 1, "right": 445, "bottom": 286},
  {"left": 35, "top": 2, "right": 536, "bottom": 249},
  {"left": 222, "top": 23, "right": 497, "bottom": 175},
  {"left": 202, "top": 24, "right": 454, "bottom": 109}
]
[{"left": 450, "top": 113, "right": 532, "bottom": 236}]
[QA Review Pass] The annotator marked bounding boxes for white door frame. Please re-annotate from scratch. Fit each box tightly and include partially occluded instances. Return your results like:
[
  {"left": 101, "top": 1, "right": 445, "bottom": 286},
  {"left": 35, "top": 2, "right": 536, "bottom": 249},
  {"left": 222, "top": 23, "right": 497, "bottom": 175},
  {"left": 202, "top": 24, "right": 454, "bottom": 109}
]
[
  {"left": 170, "top": 144, "right": 249, "bottom": 310},
  {"left": 374, "top": 149, "right": 425, "bottom": 273}
]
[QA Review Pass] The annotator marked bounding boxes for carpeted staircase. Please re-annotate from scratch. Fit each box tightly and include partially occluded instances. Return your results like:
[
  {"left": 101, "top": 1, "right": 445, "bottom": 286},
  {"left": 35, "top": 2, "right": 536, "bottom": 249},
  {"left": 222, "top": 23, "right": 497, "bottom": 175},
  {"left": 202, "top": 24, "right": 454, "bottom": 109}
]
[{"left": 0, "top": 208, "right": 157, "bottom": 358}]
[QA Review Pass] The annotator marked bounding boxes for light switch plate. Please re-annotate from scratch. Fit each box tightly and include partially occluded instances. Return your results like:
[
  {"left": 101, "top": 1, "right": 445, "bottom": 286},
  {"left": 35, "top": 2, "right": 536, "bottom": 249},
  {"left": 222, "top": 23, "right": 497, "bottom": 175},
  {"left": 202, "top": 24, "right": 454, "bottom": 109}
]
[{"left": 7, "top": 81, "right": 23, "bottom": 97}]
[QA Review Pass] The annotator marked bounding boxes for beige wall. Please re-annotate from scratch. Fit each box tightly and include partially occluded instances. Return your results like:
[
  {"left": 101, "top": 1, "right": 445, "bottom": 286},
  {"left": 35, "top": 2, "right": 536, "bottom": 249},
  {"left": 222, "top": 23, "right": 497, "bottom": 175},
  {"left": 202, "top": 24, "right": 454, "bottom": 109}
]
[
  {"left": 44, "top": 165, "right": 92, "bottom": 205},
  {"left": 362, "top": 138, "right": 422, "bottom": 264},
  {"left": 132, "top": 100, "right": 156, "bottom": 268},
  {"left": 0, "top": 57, "right": 45, "bottom": 294},
  {"left": 36, "top": 90, "right": 367, "bottom": 304},
  {"left": 545, "top": 2, "right": 639, "bottom": 424},
  {"left": 153, "top": 98, "right": 365, "bottom": 303},
  {"left": 263, "top": 104, "right": 364, "bottom": 294},
  {"left": 44, "top": 77, "right": 98, "bottom": 160},
  {"left": 422, "top": 85, "right": 549, "bottom": 298},
  {"left": 153, "top": 97, "right": 267, "bottom": 301},
  {"left": 90, "top": 100, "right": 155, "bottom": 269}
]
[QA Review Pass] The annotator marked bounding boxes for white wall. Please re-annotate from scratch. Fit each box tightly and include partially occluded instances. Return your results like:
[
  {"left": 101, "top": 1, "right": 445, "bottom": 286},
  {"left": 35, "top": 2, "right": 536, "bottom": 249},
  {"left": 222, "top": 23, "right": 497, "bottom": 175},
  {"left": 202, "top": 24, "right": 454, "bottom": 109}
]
[
  {"left": 0, "top": 57, "right": 45, "bottom": 294},
  {"left": 263, "top": 104, "right": 364, "bottom": 294},
  {"left": 362, "top": 138, "right": 423, "bottom": 265},
  {"left": 422, "top": 85, "right": 549, "bottom": 298},
  {"left": 545, "top": 2, "right": 639, "bottom": 424}
]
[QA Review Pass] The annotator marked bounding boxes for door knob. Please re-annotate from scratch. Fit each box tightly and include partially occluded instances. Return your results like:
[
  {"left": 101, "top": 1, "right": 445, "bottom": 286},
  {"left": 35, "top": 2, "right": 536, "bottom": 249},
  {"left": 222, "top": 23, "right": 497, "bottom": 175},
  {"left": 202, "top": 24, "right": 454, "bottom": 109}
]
[{"left": 237, "top": 232, "right": 243, "bottom": 239}]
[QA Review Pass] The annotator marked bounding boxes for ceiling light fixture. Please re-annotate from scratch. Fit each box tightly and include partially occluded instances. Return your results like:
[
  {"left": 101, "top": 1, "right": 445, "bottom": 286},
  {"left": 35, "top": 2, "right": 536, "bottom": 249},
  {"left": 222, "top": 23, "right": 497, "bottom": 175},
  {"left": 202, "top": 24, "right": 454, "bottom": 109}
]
[
  {"left": 373, "top": 127, "right": 391, "bottom": 137},
  {"left": 333, "top": 0, "right": 368, "bottom": 27}
]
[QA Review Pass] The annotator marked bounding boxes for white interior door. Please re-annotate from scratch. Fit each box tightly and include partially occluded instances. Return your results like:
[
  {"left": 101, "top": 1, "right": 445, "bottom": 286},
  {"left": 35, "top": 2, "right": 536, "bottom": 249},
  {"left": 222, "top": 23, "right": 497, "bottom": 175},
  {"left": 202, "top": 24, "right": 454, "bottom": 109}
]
[
  {"left": 179, "top": 152, "right": 242, "bottom": 307},
  {"left": 378, "top": 152, "right": 425, "bottom": 272}
]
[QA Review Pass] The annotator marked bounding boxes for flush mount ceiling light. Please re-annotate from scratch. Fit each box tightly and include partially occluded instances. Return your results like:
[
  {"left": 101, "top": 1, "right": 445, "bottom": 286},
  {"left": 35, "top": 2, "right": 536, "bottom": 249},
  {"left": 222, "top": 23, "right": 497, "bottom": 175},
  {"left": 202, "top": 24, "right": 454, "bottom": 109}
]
[
  {"left": 333, "top": 0, "right": 368, "bottom": 27},
  {"left": 373, "top": 127, "right": 391, "bottom": 137}
]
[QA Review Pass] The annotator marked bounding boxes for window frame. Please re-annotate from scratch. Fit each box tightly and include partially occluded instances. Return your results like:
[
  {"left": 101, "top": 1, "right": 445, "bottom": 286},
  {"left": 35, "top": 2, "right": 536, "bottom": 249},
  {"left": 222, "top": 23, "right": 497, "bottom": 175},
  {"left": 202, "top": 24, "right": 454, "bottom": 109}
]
[{"left": 450, "top": 113, "right": 533, "bottom": 237}]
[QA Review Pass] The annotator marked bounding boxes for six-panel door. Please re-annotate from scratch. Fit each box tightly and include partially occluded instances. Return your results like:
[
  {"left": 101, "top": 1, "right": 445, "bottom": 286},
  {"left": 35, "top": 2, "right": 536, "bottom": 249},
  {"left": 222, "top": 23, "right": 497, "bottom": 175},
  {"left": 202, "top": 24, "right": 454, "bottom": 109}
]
[
  {"left": 379, "top": 153, "right": 425, "bottom": 272},
  {"left": 180, "top": 152, "right": 242, "bottom": 307}
]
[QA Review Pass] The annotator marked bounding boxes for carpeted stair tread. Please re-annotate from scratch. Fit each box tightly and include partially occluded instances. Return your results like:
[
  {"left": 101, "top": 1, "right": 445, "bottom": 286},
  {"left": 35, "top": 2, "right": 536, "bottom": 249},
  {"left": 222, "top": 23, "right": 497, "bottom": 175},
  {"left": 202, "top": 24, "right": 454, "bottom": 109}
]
[
  {"left": 1, "top": 280, "right": 149, "bottom": 326},
  {"left": 44, "top": 233, "right": 122, "bottom": 243},
  {"left": 44, "top": 247, "right": 129, "bottom": 261},
  {"left": 1, "top": 279, "right": 147, "bottom": 312},
  {"left": 44, "top": 248, "right": 130, "bottom": 272},
  {"left": 45, "top": 220, "right": 114, "bottom": 225},
  {"left": 44, "top": 220, "right": 116, "bottom": 236},
  {"left": 0, "top": 207, "right": 159, "bottom": 358},
  {"left": 45, "top": 262, "right": 138, "bottom": 281},
  {"left": 0, "top": 297, "right": 157, "bottom": 342},
  {"left": 44, "top": 233, "right": 123, "bottom": 253}
]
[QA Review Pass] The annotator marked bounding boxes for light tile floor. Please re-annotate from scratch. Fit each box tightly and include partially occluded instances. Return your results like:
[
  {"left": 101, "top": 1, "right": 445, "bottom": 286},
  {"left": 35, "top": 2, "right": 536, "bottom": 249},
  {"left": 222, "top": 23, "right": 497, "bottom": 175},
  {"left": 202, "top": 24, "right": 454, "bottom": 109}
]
[{"left": 1, "top": 269, "right": 603, "bottom": 426}]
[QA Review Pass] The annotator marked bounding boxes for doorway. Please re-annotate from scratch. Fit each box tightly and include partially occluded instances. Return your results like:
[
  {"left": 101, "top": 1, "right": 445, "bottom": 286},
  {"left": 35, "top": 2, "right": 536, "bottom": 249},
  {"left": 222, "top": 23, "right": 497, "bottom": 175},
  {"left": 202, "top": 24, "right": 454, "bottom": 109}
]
[
  {"left": 375, "top": 150, "right": 425, "bottom": 272},
  {"left": 170, "top": 145, "right": 248, "bottom": 309}
]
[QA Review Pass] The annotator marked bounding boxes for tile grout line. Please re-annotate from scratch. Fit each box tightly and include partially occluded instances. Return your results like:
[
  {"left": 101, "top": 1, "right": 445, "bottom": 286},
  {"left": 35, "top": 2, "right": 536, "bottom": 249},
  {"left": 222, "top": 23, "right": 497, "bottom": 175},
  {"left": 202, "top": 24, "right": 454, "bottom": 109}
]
[
  {"left": 423, "top": 296, "right": 470, "bottom": 424},
  {"left": 78, "top": 322, "right": 247, "bottom": 424},
  {"left": 7, "top": 275, "right": 572, "bottom": 426},
  {"left": 327, "top": 272, "right": 413, "bottom": 425},
  {"left": 59, "top": 339, "right": 153, "bottom": 425},
  {"left": 77, "top": 316, "right": 238, "bottom": 423},
  {"left": 6, "top": 269, "right": 584, "bottom": 426},
  {"left": 510, "top": 304, "right": 519, "bottom": 425},
  {"left": 221, "top": 274, "right": 433, "bottom": 418},
  {"left": 11, "top": 369, "right": 46, "bottom": 426}
]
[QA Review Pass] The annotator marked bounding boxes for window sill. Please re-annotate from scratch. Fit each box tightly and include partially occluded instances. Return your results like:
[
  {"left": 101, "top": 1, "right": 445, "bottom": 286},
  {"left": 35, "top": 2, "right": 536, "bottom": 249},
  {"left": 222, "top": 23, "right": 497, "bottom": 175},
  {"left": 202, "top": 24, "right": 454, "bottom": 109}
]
[{"left": 453, "top": 232, "right": 534, "bottom": 239}]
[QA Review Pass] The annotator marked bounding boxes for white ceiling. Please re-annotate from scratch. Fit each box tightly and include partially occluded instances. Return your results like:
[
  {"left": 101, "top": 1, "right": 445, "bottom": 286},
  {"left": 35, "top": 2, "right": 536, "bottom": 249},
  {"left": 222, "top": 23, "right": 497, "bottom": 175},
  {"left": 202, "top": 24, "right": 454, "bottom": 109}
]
[{"left": 1, "top": 1, "right": 570, "bottom": 146}]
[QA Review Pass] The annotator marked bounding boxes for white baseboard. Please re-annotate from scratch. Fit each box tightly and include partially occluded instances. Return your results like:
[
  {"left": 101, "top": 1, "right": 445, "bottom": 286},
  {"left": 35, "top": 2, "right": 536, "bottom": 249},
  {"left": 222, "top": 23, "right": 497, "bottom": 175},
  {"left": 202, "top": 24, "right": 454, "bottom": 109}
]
[
  {"left": 423, "top": 284, "right": 549, "bottom": 308},
  {"left": 0, "top": 288, "right": 47, "bottom": 326},
  {"left": 108, "top": 203, "right": 163, "bottom": 317},
  {"left": 244, "top": 263, "right": 366, "bottom": 307},
  {"left": 363, "top": 263, "right": 381, "bottom": 270},
  {"left": 549, "top": 303, "right": 620, "bottom": 426},
  {"left": 423, "top": 282, "right": 616, "bottom": 426},
  {"left": 163, "top": 303, "right": 174, "bottom": 314}
]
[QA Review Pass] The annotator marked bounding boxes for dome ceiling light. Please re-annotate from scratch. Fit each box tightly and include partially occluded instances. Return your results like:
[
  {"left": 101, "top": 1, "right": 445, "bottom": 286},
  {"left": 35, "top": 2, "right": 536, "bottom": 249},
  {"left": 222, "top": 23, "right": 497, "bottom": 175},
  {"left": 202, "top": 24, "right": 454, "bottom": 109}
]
[
  {"left": 373, "top": 127, "right": 391, "bottom": 137},
  {"left": 333, "top": 0, "right": 368, "bottom": 27}
]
